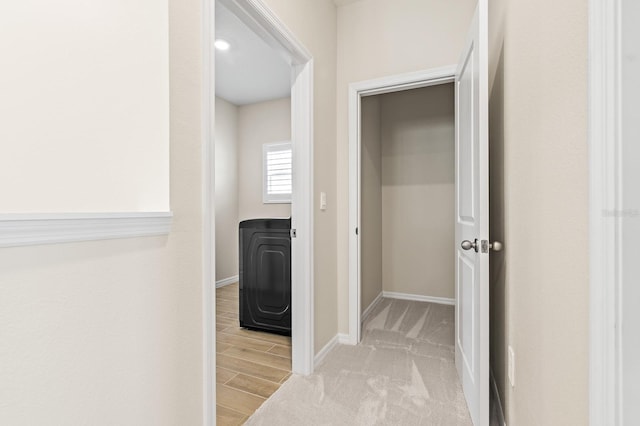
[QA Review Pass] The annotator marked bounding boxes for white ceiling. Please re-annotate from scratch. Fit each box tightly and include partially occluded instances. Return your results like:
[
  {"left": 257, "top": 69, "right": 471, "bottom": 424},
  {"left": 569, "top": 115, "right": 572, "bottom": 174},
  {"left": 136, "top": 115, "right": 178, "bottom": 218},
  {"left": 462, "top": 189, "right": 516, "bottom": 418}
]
[{"left": 215, "top": 2, "right": 291, "bottom": 106}]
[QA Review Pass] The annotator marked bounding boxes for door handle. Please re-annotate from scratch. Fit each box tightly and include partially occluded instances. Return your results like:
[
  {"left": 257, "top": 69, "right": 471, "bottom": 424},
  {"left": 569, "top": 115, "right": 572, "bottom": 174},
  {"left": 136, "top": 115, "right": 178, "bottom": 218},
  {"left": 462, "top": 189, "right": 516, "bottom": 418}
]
[
  {"left": 461, "top": 239, "right": 478, "bottom": 252},
  {"left": 461, "top": 239, "right": 503, "bottom": 253},
  {"left": 489, "top": 241, "right": 503, "bottom": 252}
]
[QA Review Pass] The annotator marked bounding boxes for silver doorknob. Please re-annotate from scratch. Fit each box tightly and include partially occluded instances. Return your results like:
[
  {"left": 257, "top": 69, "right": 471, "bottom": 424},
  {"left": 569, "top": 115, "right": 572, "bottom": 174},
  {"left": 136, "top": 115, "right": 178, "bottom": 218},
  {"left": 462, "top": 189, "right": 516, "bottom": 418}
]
[
  {"left": 490, "top": 241, "right": 503, "bottom": 252},
  {"left": 461, "top": 239, "right": 478, "bottom": 252}
]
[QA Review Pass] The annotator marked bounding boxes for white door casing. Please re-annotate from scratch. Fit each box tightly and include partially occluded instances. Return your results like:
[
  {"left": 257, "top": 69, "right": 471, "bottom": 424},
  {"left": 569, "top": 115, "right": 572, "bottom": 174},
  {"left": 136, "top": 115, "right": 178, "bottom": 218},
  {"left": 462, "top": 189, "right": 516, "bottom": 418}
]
[
  {"left": 454, "top": 2, "right": 489, "bottom": 425},
  {"left": 347, "top": 66, "right": 457, "bottom": 346},
  {"left": 204, "top": 2, "right": 316, "bottom": 422},
  {"left": 226, "top": 0, "right": 314, "bottom": 375}
]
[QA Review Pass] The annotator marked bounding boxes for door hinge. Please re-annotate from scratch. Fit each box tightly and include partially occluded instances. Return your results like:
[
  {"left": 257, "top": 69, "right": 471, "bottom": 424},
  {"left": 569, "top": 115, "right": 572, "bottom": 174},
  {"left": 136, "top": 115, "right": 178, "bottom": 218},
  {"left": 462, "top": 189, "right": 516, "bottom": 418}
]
[
  {"left": 481, "top": 239, "right": 489, "bottom": 253},
  {"left": 290, "top": 229, "right": 297, "bottom": 238},
  {"left": 355, "top": 227, "right": 358, "bottom": 235}
]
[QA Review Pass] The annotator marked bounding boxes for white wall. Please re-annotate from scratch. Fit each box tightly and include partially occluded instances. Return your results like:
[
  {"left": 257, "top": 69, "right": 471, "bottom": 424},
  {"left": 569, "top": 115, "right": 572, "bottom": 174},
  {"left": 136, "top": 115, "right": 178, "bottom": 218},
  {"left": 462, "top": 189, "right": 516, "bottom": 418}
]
[
  {"left": 380, "top": 84, "right": 454, "bottom": 299},
  {"left": 0, "top": 0, "right": 169, "bottom": 213},
  {"left": 238, "top": 97, "right": 291, "bottom": 221},
  {"left": 336, "top": 0, "right": 476, "bottom": 334},
  {"left": 0, "top": 0, "right": 204, "bottom": 424},
  {"left": 215, "top": 97, "right": 239, "bottom": 282},
  {"left": 360, "top": 96, "right": 382, "bottom": 314}
]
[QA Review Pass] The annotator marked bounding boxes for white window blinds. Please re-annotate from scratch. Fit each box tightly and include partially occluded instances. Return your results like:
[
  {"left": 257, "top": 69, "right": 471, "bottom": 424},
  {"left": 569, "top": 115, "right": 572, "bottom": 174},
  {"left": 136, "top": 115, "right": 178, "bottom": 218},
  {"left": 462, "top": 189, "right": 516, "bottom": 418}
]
[{"left": 263, "top": 142, "right": 292, "bottom": 203}]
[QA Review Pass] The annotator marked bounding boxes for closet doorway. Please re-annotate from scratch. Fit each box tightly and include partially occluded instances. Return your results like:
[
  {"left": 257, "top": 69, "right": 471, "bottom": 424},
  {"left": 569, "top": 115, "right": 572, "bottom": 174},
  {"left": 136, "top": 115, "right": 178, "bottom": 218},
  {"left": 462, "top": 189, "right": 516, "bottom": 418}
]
[
  {"left": 358, "top": 82, "right": 456, "bottom": 320},
  {"left": 347, "top": 66, "right": 458, "bottom": 345},
  {"left": 348, "top": 10, "right": 493, "bottom": 419}
]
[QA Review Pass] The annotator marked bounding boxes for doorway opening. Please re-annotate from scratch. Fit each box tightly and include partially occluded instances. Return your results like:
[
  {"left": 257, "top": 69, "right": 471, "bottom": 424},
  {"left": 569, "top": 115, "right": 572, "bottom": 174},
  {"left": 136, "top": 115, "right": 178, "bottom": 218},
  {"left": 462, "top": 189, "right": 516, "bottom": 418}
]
[
  {"left": 348, "top": 66, "right": 457, "bottom": 345},
  {"left": 206, "top": 0, "right": 314, "bottom": 422},
  {"left": 358, "top": 82, "right": 456, "bottom": 325},
  {"left": 347, "top": 54, "right": 490, "bottom": 425}
]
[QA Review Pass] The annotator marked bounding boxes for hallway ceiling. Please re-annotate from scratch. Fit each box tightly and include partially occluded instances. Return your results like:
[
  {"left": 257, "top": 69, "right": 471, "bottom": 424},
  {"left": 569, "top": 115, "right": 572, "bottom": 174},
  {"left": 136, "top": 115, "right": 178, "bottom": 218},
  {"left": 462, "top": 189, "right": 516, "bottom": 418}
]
[{"left": 215, "top": 2, "right": 291, "bottom": 106}]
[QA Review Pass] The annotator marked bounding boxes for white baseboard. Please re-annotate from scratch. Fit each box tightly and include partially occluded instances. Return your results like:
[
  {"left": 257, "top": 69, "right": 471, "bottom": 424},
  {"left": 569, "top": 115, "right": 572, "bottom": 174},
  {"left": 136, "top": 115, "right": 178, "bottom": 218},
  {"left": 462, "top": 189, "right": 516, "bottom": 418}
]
[
  {"left": 314, "top": 333, "right": 349, "bottom": 368},
  {"left": 490, "top": 369, "right": 507, "bottom": 426},
  {"left": 0, "top": 212, "right": 172, "bottom": 248},
  {"left": 382, "top": 291, "right": 455, "bottom": 306},
  {"left": 361, "top": 292, "right": 384, "bottom": 323},
  {"left": 215, "top": 275, "right": 239, "bottom": 288}
]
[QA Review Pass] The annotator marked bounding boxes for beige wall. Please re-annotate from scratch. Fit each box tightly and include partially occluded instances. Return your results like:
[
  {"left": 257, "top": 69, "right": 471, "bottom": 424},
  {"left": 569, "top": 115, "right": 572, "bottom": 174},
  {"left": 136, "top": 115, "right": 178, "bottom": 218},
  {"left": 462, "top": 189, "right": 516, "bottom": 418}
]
[
  {"left": 0, "top": 0, "right": 170, "bottom": 213},
  {"left": 380, "top": 84, "right": 455, "bottom": 299},
  {"left": 336, "top": 0, "right": 476, "bottom": 334},
  {"left": 360, "top": 96, "right": 383, "bottom": 313},
  {"left": 488, "top": 0, "right": 589, "bottom": 424},
  {"left": 0, "top": 0, "right": 203, "bottom": 424},
  {"left": 238, "top": 97, "right": 291, "bottom": 221},
  {"left": 261, "top": 0, "right": 338, "bottom": 352},
  {"left": 215, "top": 97, "right": 239, "bottom": 281}
]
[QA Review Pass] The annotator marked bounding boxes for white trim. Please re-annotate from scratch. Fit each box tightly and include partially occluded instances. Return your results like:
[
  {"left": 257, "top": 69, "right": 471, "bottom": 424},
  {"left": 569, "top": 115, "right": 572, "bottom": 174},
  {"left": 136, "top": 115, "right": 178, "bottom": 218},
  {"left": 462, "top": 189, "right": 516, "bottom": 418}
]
[
  {"left": 352, "top": 66, "right": 457, "bottom": 98},
  {"left": 348, "top": 66, "right": 457, "bottom": 346},
  {"left": 589, "top": 0, "right": 622, "bottom": 425},
  {"left": 490, "top": 369, "right": 506, "bottom": 426},
  {"left": 215, "top": 275, "right": 239, "bottom": 288},
  {"left": 361, "top": 292, "right": 383, "bottom": 323},
  {"left": 290, "top": 58, "right": 315, "bottom": 375},
  {"left": 313, "top": 333, "right": 349, "bottom": 368},
  {"left": 201, "top": 0, "right": 215, "bottom": 423},
  {"left": 347, "top": 77, "right": 361, "bottom": 346},
  {"left": 0, "top": 212, "right": 172, "bottom": 248},
  {"left": 213, "top": 0, "right": 315, "bottom": 377},
  {"left": 382, "top": 291, "right": 455, "bottom": 306}
]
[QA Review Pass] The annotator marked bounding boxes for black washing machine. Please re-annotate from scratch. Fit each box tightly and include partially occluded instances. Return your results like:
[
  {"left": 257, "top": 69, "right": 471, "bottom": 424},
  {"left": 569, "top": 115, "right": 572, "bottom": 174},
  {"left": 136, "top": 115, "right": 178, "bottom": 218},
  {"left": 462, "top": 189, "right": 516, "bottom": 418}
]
[{"left": 238, "top": 218, "right": 291, "bottom": 335}]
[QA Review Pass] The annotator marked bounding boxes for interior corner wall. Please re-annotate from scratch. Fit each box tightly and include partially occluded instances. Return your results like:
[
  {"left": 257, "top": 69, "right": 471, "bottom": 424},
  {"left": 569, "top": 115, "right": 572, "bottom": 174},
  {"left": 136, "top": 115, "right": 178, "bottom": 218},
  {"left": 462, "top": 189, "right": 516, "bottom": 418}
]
[
  {"left": 336, "top": 0, "right": 476, "bottom": 335},
  {"left": 237, "top": 97, "right": 292, "bottom": 221},
  {"left": 360, "top": 96, "right": 383, "bottom": 314},
  {"left": 0, "top": 0, "right": 204, "bottom": 423},
  {"left": 380, "top": 84, "right": 455, "bottom": 299},
  {"left": 215, "top": 96, "right": 239, "bottom": 282},
  {"left": 0, "top": 0, "right": 170, "bottom": 213},
  {"left": 488, "top": 0, "right": 589, "bottom": 424}
]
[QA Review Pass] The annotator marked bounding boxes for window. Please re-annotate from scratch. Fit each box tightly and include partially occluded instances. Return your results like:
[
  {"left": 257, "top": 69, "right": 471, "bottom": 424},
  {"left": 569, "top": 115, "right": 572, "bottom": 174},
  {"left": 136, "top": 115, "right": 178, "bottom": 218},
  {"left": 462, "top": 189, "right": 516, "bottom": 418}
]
[{"left": 263, "top": 142, "right": 292, "bottom": 203}]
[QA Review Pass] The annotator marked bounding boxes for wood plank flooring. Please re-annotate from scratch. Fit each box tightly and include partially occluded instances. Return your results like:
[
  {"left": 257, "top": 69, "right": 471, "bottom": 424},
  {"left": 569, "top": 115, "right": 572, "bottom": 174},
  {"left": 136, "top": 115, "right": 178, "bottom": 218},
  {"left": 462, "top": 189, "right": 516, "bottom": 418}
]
[{"left": 216, "top": 282, "right": 291, "bottom": 425}]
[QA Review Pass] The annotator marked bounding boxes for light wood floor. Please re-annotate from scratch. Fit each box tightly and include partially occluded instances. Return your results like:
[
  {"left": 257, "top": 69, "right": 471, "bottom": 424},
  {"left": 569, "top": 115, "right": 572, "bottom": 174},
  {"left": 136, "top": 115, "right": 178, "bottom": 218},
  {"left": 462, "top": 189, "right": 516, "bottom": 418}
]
[{"left": 216, "top": 282, "right": 292, "bottom": 425}]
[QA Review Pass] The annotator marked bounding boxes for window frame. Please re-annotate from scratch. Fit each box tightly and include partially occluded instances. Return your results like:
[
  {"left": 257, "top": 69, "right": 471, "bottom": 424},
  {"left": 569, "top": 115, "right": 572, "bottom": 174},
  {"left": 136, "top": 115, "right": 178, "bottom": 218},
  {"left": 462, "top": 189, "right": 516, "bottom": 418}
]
[{"left": 262, "top": 141, "right": 292, "bottom": 204}]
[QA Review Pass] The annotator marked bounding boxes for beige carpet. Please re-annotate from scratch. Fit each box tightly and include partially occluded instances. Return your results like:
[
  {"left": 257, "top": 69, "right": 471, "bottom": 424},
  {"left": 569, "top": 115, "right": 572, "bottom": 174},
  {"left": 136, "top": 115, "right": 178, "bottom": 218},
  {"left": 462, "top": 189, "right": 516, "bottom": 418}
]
[{"left": 245, "top": 297, "right": 472, "bottom": 425}]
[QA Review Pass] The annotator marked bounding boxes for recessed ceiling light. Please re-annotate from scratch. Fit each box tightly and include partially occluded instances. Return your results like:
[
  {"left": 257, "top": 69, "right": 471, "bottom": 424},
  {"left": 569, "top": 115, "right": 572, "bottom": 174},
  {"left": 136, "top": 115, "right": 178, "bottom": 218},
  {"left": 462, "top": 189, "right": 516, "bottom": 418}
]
[{"left": 214, "top": 39, "right": 230, "bottom": 51}]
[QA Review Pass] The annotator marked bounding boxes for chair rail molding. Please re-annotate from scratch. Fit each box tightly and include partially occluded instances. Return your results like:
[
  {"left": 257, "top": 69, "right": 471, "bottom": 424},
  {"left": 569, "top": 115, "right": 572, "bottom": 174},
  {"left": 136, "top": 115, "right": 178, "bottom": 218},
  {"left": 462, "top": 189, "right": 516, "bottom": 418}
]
[{"left": 0, "top": 212, "right": 173, "bottom": 248}]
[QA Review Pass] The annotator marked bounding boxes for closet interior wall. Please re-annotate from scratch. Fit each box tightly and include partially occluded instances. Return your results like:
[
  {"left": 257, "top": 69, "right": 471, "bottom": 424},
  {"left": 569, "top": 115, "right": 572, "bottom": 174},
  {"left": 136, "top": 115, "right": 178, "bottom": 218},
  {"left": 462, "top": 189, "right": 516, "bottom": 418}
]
[{"left": 360, "top": 83, "right": 455, "bottom": 315}]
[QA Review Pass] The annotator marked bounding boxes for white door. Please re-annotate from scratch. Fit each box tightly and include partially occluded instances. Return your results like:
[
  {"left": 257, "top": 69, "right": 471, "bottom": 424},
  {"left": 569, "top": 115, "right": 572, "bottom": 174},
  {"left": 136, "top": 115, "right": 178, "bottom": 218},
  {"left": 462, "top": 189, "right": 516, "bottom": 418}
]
[{"left": 454, "top": 1, "right": 489, "bottom": 425}]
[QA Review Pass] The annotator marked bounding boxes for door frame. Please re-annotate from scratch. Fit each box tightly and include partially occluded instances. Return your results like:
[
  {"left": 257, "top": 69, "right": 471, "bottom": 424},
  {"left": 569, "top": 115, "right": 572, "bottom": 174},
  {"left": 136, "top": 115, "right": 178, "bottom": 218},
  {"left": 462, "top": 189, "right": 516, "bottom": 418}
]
[
  {"left": 589, "top": 0, "right": 623, "bottom": 424},
  {"left": 347, "top": 65, "right": 457, "bottom": 345},
  {"left": 202, "top": 0, "right": 315, "bottom": 423}
]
